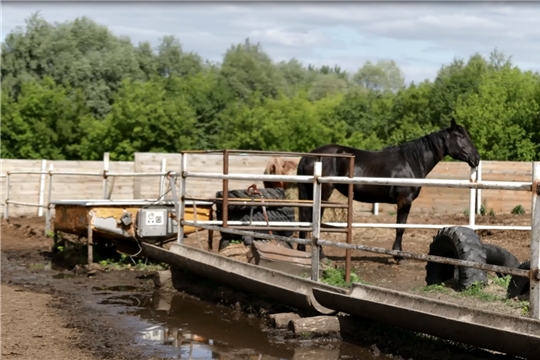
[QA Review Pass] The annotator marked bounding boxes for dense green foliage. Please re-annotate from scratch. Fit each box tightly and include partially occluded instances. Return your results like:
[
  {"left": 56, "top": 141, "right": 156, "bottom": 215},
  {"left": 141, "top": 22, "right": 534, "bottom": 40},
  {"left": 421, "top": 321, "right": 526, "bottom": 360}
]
[{"left": 2, "top": 14, "right": 540, "bottom": 161}]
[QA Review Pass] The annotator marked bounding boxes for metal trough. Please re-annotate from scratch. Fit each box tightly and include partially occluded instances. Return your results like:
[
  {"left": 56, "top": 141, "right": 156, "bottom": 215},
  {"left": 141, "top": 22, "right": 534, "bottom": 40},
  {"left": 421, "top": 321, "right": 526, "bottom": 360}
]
[
  {"left": 139, "top": 242, "right": 349, "bottom": 315},
  {"left": 313, "top": 283, "right": 540, "bottom": 359}
]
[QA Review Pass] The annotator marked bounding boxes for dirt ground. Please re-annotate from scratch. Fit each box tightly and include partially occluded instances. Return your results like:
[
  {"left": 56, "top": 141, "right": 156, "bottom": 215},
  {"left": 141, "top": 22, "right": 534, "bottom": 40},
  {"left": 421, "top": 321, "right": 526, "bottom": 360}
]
[
  {"left": 0, "top": 213, "right": 532, "bottom": 360},
  {"left": 193, "top": 209, "right": 532, "bottom": 317},
  {"left": 1, "top": 216, "right": 171, "bottom": 360}
]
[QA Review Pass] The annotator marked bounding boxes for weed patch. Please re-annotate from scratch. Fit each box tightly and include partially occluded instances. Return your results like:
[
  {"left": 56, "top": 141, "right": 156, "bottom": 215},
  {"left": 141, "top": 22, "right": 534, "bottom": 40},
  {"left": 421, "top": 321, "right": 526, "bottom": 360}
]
[
  {"left": 298, "top": 263, "right": 366, "bottom": 288},
  {"left": 419, "top": 273, "right": 530, "bottom": 315}
]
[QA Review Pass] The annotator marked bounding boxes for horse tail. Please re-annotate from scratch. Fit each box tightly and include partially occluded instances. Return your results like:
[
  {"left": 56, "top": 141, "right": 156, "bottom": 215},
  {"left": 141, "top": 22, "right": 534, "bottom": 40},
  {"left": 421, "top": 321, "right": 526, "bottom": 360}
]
[{"left": 296, "top": 156, "right": 313, "bottom": 250}]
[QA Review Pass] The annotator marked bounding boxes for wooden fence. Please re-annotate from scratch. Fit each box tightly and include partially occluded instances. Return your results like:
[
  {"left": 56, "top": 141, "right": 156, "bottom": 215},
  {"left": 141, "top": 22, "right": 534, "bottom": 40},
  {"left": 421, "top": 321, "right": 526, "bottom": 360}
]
[{"left": 0, "top": 153, "right": 534, "bottom": 218}]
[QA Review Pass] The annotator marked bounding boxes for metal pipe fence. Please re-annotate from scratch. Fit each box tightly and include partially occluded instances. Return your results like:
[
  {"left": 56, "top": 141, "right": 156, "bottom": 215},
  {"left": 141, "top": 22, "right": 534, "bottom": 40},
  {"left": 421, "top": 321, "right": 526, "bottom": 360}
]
[
  {"left": 2, "top": 151, "right": 538, "bottom": 318},
  {"left": 177, "top": 150, "right": 540, "bottom": 319}
]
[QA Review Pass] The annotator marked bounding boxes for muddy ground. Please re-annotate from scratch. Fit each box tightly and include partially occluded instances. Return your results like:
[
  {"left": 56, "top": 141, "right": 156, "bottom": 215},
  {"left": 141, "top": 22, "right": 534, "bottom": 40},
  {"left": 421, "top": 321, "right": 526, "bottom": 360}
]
[
  {"left": 1, "top": 214, "right": 531, "bottom": 360},
  {"left": 198, "top": 208, "right": 532, "bottom": 317}
]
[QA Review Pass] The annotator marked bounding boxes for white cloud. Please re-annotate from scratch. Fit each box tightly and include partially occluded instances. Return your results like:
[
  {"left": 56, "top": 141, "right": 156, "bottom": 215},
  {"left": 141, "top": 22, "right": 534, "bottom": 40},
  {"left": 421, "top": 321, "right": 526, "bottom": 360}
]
[{"left": 2, "top": 2, "right": 539, "bottom": 85}]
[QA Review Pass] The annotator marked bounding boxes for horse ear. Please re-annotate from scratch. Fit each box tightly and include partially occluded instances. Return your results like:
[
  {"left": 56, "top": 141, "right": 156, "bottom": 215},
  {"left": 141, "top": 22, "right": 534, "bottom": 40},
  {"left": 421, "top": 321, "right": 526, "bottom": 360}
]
[{"left": 450, "top": 117, "right": 457, "bottom": 128}]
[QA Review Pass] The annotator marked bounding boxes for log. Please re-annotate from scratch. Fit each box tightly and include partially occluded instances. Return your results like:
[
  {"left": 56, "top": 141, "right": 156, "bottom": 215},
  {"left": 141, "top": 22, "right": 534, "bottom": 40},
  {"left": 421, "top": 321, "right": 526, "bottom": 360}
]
[
  {"left": 152, "top": 291, "right": 174, "bottom": 312},
  {"left": 288, "top": 316, "right": 341, "bottom": 337},
  {"left": 268, "top": 312, "right": 301, "bottom": 329},
  {"left": 154, "top": 270, "right": 173, "bottom": 290},
  {"left": 292, "top": 348, "right": 340, "bottom": 360}
]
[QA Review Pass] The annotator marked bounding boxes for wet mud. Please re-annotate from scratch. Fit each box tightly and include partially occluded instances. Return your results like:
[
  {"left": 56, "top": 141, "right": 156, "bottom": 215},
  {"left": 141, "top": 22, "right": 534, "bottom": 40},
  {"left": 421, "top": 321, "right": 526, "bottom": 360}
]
[{"left": 1, "top": 216, "right": 529, "bottom": 360}]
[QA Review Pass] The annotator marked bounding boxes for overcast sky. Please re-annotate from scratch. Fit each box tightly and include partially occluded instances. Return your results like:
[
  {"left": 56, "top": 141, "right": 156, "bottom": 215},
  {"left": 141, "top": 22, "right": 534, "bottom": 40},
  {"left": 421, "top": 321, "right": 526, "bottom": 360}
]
[{"left": 2, "top": 2, "right": 540, "bottom": 85}]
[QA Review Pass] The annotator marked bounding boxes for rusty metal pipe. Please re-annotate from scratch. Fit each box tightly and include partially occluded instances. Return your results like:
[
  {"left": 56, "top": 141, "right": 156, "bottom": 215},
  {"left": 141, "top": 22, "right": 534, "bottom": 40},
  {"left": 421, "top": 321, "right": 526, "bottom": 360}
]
[
  {"left": 183, "top": 221, "right": 530, "bottom": 278},
  {"left": 316, "top": 239, "right": 530, "bottom": 278},
  {"left": 180, "top": 149, "right": 355, "bottom": 158}
]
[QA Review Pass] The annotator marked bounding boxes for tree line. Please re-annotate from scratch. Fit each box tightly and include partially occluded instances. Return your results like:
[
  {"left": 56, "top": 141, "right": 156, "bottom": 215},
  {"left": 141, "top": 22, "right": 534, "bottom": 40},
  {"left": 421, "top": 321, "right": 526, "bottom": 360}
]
[{"left": 2, "top": 14, "right": 539, "bottom": 162}]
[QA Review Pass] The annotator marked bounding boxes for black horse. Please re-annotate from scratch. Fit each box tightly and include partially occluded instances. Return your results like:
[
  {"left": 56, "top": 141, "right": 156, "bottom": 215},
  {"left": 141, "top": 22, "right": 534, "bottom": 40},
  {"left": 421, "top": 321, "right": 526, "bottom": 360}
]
[{"left": 296, "top": 118, "right": 480, "bottom": 264}]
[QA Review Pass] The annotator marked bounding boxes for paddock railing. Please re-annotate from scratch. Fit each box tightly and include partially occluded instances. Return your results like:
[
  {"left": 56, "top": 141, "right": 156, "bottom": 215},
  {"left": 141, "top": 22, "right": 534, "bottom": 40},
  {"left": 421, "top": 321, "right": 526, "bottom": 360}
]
[
  {"left": 2, "top": 150, "right": 539, "bottom": 319},
  {"left": 177, "top": 150, "right": 540, "bottom": 320}
]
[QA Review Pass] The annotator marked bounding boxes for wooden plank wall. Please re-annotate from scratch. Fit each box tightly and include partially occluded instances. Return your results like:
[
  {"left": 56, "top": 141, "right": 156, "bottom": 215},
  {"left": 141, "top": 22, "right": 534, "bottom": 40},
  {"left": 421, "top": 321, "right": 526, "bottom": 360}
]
[
  {"left": 0, "top": 159, "right": 134, "bottom": 217},
  {"left": 132, "top": 152, "right": 288, "bottom": 201},
  {"left": 1, "top": 154, "right": 535, "bottom": 218}
]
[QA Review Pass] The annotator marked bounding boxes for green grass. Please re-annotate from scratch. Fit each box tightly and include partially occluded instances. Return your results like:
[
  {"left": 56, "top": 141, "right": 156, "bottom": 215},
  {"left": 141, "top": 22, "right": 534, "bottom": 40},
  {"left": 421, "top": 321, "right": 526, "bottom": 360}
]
[
  {"left": 420, "top": 274, "right": 530, "bottom": 315},
  {"left": 52, "top": 239, "right": 168, "bottom": 272},
  {"left": 300, "top": 263, "right": 367, "bottom": 288},
  {"left": 511, "top": 204, "right": 526, "bottom": 215}
]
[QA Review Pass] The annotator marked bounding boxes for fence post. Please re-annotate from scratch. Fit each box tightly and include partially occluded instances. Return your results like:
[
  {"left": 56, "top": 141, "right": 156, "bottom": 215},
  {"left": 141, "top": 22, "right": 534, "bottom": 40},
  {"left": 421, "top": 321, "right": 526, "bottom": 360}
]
[
  {"left": 345, "top": 156, "right": 354, "bottom": 283},
  {"left": 103, "top": 152, "right": 110, "bottom": 199},
  {"left": 468, "top": 166, "right": 477, "bottom": 229},
  {"left": 476, "top": 161, "right": 482, "bottom": 215},
  {"left": 4, "top": 173, "right": 10, "bottom": 220},
  {"left": 159, "top": 158, "right": 167, "bottom": 199},
  {"left": 45, "top": 164, "right": 54, "bottom": 233},
  {"left": 177, "top": 153, "right": 187, "bottom": 243},
  {"left": 311, "top": 161, "right": 323, "bottom": 282},
  {"left": 38, "top": 159, "right": 47, "bottom": 217},
  {"left": 529, "top": 161, "right": 540, "bottom": 319},
  {"left": 372, "top": 203, "right": 379, "bottom": 215}
]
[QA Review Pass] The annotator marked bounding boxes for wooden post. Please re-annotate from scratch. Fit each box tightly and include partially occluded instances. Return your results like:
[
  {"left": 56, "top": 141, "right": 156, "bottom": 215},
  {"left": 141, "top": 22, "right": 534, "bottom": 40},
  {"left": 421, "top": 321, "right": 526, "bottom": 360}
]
[
  {"left": 159, "top": 158, "right": 167, "bottom": 199},
  {"left": 87, "top": 211, "right": 94, "bottom": 265},
  {"left": 103, "top": 152, "right": 110, "bottom": 199},
  {"left": 45, "top": 164, "right": 54, "bottom": 233},
  {"left": 37, "top": 159, "right": 47, "bottom": 217},
  {"left": 311, "top": 161, "right": 322, "bottom": 282}
]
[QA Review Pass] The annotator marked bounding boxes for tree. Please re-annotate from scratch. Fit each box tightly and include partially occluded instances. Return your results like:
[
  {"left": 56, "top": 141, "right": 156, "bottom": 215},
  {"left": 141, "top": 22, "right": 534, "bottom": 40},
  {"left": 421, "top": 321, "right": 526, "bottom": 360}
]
[
  {"left": 1, "top": 76, "right": 90, "bottom": 159},
  {"left": 353, "top": 60, "right": 405, "bottom": 93},
  {"left": 1, "top": 13, "right": 146, "bottom": 118},
  {"left": 427, "top": 53, "right": 490, "bottom": 127},
  {"left": 455, "top": 66, "right": 539, "bottom": 161},
  {"left": 77, "top": 78, "right": 197, "bottom": 161},
  {"left": 156, "top": 35, "right": 203, "bottom": 77},
  {"left": 220, "top": 38, "right": 286, "bottom": 100}
]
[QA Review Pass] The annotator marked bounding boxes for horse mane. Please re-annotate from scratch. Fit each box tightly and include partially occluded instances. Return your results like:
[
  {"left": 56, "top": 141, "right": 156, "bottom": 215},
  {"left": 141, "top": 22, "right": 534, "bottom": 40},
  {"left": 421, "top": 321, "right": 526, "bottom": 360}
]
[{"left": 383, "top": 127, "right": 450, "bottom": 167}]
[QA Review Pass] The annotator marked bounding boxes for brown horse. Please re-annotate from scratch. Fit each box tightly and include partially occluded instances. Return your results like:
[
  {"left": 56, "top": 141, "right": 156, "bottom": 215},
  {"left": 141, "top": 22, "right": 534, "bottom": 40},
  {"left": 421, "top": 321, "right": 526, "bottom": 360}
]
[{"left": 263, "top": 156, "right": 298, "bottom": 189}]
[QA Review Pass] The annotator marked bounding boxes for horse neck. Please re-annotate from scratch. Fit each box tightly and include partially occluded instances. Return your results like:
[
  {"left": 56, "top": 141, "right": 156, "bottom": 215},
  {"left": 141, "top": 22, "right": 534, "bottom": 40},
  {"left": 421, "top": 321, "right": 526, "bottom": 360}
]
[{"left": 409, "top": 132, "right": 448, "bottom": 178}]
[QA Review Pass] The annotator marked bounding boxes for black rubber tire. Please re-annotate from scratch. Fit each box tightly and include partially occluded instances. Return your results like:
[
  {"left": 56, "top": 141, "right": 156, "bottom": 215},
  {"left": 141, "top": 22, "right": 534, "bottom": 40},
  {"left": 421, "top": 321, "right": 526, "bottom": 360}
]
[
  {"left": 218, "top": 238, "right": 232, "bottom": 251},
  {"left": 217, "top": 207, "right": 295, "bottom": 250},
  {"left": 215, "top": 188, "right": 288, "bottom": 212},
  {"left": 507, "top": 261, "right": 530, "bottom": 299},
  {"left": 425, "top": 226, "right": 488, "bottom": 291},
  {"left": 483, "top": 243, "right": 520, "bottom": 277}
]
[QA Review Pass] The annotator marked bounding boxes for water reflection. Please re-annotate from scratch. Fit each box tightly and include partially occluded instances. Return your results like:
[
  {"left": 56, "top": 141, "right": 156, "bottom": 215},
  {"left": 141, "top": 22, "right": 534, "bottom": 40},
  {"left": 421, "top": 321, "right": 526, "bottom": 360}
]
[
  {"left": 138, "top": 323, "right": 273, "bottom": 359},
  {"left": 99, "top": 290, "right": 378, "bottom": 360}
]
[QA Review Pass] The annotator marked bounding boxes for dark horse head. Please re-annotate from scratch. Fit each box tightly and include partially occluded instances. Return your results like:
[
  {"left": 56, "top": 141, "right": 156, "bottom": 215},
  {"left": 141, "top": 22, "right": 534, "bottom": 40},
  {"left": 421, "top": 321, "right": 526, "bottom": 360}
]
[{"left": 445, "top": 118, "right": 480, "bottom": 168}]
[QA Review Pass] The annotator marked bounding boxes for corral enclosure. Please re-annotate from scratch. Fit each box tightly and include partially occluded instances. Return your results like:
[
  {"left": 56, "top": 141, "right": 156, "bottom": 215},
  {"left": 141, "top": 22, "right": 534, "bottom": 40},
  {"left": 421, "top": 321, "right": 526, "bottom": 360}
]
[{"left": 0, "top": 152, "right": 534, "bottom": 218}]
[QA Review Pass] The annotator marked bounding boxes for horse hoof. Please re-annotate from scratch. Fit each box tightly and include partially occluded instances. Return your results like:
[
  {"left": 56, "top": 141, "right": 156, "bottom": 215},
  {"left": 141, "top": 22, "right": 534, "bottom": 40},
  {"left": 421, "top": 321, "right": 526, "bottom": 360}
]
[{"left": 396, "top": 258, "right": 409, "bottom": 265}]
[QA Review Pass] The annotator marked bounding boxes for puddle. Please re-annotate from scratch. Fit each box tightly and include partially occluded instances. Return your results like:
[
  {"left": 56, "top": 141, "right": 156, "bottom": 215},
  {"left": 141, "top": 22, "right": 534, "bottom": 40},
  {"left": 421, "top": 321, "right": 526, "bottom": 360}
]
[{"left": 97, "top": 290, "right": 380, "bottom": 360}]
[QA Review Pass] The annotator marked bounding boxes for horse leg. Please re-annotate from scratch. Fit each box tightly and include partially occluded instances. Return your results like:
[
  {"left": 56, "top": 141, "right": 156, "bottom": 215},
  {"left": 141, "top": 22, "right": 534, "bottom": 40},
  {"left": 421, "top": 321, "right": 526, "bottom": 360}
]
[
  {"left": 297, "top": 182, "right": 313, "bottom": 252},
  {"left": 297, "top": 182, "right": 332, "bottom": 261},
  {"left": 392, "top": 199, "right": 412, "bottom": 265}
]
